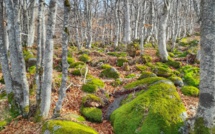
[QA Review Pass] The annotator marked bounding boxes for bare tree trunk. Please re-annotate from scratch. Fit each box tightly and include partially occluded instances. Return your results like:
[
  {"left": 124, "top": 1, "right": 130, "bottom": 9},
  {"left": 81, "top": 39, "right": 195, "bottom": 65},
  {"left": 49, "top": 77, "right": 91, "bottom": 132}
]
[
  {"left": 158, "top": 0, "right": 170, "bottom": 62},
  {"left": 195, "top": 0, "right": 215, "bottom": 131},
  {"left": 85, "top": 0, "right": 92, "bottom": 48},
  {"left": 27, "top": 0, "right": 36, "bottom": 47},
  {"left": 53, "top": 0, "right": 70, "bottom": 117},
  {"left": 140, "top": 0, "right": 147, "bottom": 55},
  {"left": 123, "top": 0, "right": 131, "bottom": 44},
  {"left": 114, "top": 0, "right": 120, "bottom": 48},
  {"left": 40, "top": 0, "right": 57, "bottom": 119}
]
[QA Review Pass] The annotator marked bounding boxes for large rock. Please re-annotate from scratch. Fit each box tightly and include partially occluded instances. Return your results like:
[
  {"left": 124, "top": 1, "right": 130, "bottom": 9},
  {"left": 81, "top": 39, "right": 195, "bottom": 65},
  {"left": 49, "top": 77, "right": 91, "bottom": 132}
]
[
  {"left": 100, "top": 67, "right": 120, "bottom": 79},
  {"left": 42, "top": 120, "right": 98, "bottom": 134},
  {"left": 111, "top": 77, "right": 186, "bottom": 134}
]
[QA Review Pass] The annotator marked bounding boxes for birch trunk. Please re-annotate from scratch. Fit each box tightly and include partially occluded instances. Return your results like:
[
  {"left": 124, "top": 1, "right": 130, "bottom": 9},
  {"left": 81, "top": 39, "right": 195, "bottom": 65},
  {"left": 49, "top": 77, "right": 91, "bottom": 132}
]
[
  {"left": 123, "top": 0, "right": 131, "bottom": 44},
  {"left": 114, "top": 0, "right": 120, "bottom": 48},
  {"left": 158, "top": 0, "right": 170, "bottom": 62},
  {"left": 195, "top": 0, "right": 215, "bottom": 130},
  {"left": 40, "top": 0, "right": 57, "bottom": 118},
  {"left": 54, "top": 0, "right": 70, "bottom": 117},
  {"left": 140, "top": 1, "right": 147, "bottom": 55}
]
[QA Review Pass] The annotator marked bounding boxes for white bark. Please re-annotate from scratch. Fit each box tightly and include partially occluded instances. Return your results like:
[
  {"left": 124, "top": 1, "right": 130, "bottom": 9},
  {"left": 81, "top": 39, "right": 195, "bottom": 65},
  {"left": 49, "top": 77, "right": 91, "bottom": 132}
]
[
  {"left": 27, "top": 0, "right": 36, "bottom": 47},
  {"left": 123, "top": 0, "right": 131, "bottom": 44},
  {"left": 40, "top": 0, "right": 57, "bottom": 118}
]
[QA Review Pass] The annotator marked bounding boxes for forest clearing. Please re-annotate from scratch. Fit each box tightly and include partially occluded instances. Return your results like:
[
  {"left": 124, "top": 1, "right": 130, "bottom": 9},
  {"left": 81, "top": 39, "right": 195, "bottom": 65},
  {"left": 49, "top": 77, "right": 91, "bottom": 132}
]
[{"left": 0, "top": 0, "right": 214, "bottom": 134}]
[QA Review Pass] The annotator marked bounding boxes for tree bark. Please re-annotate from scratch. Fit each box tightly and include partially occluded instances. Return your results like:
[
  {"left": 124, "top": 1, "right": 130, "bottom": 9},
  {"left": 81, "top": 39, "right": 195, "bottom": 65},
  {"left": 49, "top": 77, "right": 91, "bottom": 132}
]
[
  {"left": 53, "top": 0, "right": 70, "bottom": 117},
  {"left": 195, "top": 0, "right": 215, "bottom": 130}
]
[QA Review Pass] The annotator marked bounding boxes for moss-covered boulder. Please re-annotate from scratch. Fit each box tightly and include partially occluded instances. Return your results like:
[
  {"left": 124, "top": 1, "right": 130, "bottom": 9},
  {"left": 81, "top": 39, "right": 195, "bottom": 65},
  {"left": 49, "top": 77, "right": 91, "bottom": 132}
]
[
  {"left": 42, "top": 120, "right": 98, "bottom": 134},
  {"left": 70, "top": 61, "right": 85, "bottom": 68},
  {"left": 81, "top": 76, "right": 104, "bottom": 93},
  {"left": 100, "top": 67, "right": 120, "bottom": 79},
  {"left": 169, "top": 76, "right": 184, "bottom": 87},
  {"left": 79, "top": 54, "right": 91, "bottom": 62},
  {"left": 116, "top": 58, "right": 128, "bottom": 67},
  {"left": 80, "top": 107, "right": 102, "bottom": 123},
  {"left": 82, "top": 94, "right": 104, "bottom": 108},
  {"left": 60, "top": 114, "right": 86, "bottom": 122},
  {"left": 67, "top": 57, "right": 75, "bottom": 67},
  {"left": 101, "top": 64, "right": 111, "bottom": 69},
  {"left": 0, "top": 121, "right": 7, "bottom": 131},
  {"left": 165, "top": 58, "right": 182, "bottom": 68},
  {"left": 181, "top": 86, "right": 199, "bottom": 97},
  {"left": 152, "top": 66, "right": 173, "bottom": 77},
  {"left": 135, "top": 64, "right": 149, "bottom": 72},
  {"left": 111, "top": 79, "right": 186, "bottom": 134},
  {"left": 138, "top": 71, "right": 157, "bottom": 80},
  {"left": 140, "top": 55, "right": 152, "bottom": 64}
]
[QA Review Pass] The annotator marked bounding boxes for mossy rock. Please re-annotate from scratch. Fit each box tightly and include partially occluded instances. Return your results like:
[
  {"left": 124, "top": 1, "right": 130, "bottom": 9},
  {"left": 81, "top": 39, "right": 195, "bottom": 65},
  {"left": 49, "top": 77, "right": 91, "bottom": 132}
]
[
  {"left": 194, "top": 117, "right": 212, "bottom": 134},
  {"left": 138, "top": 71, "right": 157, "bottom": 80},
  {"left": 100, "top": 67, "right": 120, "bottom": 79},
  {"left": 0, "top": 121, "right": 7, "bottom": 130},
  {"left": 116, "top": 58, "right": 128, "bottom": 67},
  {"left": 70, "top": 61, "right": 85, "bottom": 68},
  {"left": 152, "top": 66, "right": 173, "bottom": 77},
  {"left": 107, "top": 52, "right": 127, "bottom": 57},
  {"left": 140, "top": 55, "right": 152, "bottom": 64},
  {"left": 23, "top": 49, "right": 35, "bottom": 61},
  {"left": 81, "top": 77, "right": 104, "bottom": 93},
  {"left": 181, "top": 86, "right": 199, "bottom": 97},
  {"left": 71, "top": 69, "right": 81, "bottom": 76},
  {"left": 79, "top": 54, "right": 91, "bottom": 62},
  {"left": 135, "top": 64, "right": 149, "bottom": 72},
  {"left": 165, "top": 58, "right": 182, "bottom": 69},
  {"left": 80, "top": 107, "right": 102, "bottom": 123},
  {"left": 125, "top": 74, "right": 136, "bottom": 79},
  {"left": 111, "top": 82, "right": 186, "bottom": 134},
  {"left": 82, "top": 94, "right": 104, "bottom": 108},
  {"left": 112, "top": 78, "right": 123, "bottom": 87},
  {"left": 61, "top": 114, "right": 86, "bottom": 122},
  {"left": 101, "top": 64, "right": 111, "bottom": 69},
  {"left": 42, "top": 120, "right": 98, "bottom": 134},
  {"left": 78, "top": 50, "right": 90, "bottom": 55},
  {"left": 169, "top": 76, "right": 184, "bottom": 87},
  {"left": 124, "top": 77, "right": 167, "bottom": 90}
]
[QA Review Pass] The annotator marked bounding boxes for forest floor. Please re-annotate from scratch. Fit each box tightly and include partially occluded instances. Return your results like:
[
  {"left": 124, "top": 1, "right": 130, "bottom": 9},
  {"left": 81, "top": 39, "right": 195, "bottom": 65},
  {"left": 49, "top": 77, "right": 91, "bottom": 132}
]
[{"left": 0, "top": 36, "right": 200, "bottom": 134}]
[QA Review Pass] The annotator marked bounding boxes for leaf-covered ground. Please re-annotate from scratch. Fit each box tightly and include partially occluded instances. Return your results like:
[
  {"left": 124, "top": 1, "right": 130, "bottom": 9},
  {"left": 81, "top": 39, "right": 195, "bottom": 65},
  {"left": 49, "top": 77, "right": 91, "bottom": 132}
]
[{"left": 0, "top": 36, "right": 200, "bottom": 134}]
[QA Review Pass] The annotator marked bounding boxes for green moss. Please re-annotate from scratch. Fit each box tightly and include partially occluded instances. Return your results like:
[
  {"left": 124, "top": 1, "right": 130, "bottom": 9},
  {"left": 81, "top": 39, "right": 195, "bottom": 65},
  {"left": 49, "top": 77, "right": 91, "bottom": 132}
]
[
  {"left": 71, "top": 69, "right": 81, "bottom": 76},
  {"left": 181, "top": 86, "right": 199, "bottom": 97},
  {"left": 28, "top": 66, "right": 36, "bottom": 75},
  {"left": 79, "top": 54, "right": 91, "bottom": 62},
  {"left": 82, "top": 94, "right": 103, "bottom": 105},
  {"left": 125, "top": 73, "right": 136, "bottom": 79},
  {"left": 23, "top": 49, "right": 35, "bottom": 61},
  {"left": 42, "top": 120, "right": 98, "bottom": 134},
  {"left": 0, "top": 76, "right": 5, "bottom": 84},
  {"left": 7, "top": 92, "right": 20, "bottom": 118},
  {"left": 169, "top": 52, "right": 175, "bottom": 57},
  {"left": 62, "top": 114, "right": 86, "bottom": 122},
  {"left": 152, "top": 66, "right": 173, "bottom": 77},
  {"left": 70, "top": 61, "right": 85, "bottom": 68},
  {"left": 111, "top": 82, "right": 186, "bottom": 134},
  {"left": 194, "top": 118, "right": 210, "bottom": 134},
  {"left": 165, "top": 59, "right": 182, "bottom": 69},
  {"left": 141, "top": 55, "right": 152, "bottom": 63},
  {"left": 100, "top": 67, "right": 119, "bottom": 79},
  {"left": 0, "top": 90, "right": 6, "bottom": 99},
  {"left": 80, "top": 107, "right": 102, "bottom": 123},
  {"left": 124, "top": 77, "right": 166, "bottom": 89},
  {"left": 0, "top": 121, "right": 7, "bottom": 130},
  {"left": 101, "top": 64, "right": 111, "bottom": 69},
  {"left": 138, "top": 71, "right": 157, "bottom": 80},
  {"left": 168, "top": 76, "right": 184, "bottom": 87},
  {"left": 81, "top": 77, "right": 104, "bottom": 93},
  {"left": 107, "top": 52, "right": 127, "bottom": 57},
  {"left": 67, "top": 57, "right": 75, "bottom": 67},
  {"left": 112, "top": 78, "right": 123, "bottom": 87},
  {"left": 135, "top": 64, "right": 149, "bottom": 72},
  {"left": 116, "top": 58, "right": 128, "bottom": 67}
]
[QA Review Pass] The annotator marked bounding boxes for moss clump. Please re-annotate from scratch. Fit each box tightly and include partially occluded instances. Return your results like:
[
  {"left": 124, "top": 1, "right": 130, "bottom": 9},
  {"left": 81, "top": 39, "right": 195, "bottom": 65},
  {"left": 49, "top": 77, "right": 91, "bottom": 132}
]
[
  {"left": 0, "top": 121, "right": 7, "bottom": 130},
  {"left": 71, "top": 69, "right": 81, "bottom": 76},
  {"left": 80, "top": 107, "right": 102, "bottom": 123},
  {"left": 181, "top": 86, "right": 199, "bottom": 97},
  {"left": 100, "top": 67, "right": 120, "bottom": 79},
  {"left": 107, "top": 52, "right": 127, "bottom": 57},
  {"left": 28, "top": 66, "right": 36, "bottom": 75},
  {"left": 79, "top": 54, "right": 91, "bottom": 62},
  {"left": 0, "top": 91, "right": 7, "bottom": 99},
  {"left": 168, "top": 76, "right": 184, "bottom": 87},
  {"left": 124, "top": 77, "right": 166, "bottom": 89},
  {"left": 23, "top": 49, "right": 35, "bottom": 61},
  {"left": 116, "top": 58, "right": 128, "bottom": 67},
  {"left": 70, "top": 61, "right": 85, "bottom": 68},
  {"left": 180, "top": 65, "right": 200, "bottom": 87},
  {"left": 138, "top": 71, "right": 157, "bottom": 80},
  {"left": 42, "top": 120, "right": 98, "bottom": 134},
  {"left": 81, "top": 77, "right": 104, "bottom": 93},
  {"left": 141, "top": 55, "right": 152, "bottom": 63},
  {"left": 112, "top": 78, "right": 123, "bottom": 87},
  {"left": 101, "top": 64, "right": 111, "bottom": 69},
  {"left": 165, "top": 58, "right": 182, "bottom": 68},
  {"left": 111, "top": 82, "right": 186, "bottom": 134},
  {"left": 82, "top": 94, "right": 103, "bottom": 106},
  {"left": 135, "top": 64, "right": 149, "bottom": 72},
  {"left": 194, "top": 118, "right": 210, "bottom": 134},
  {"left": 67, "top": 57, "right": 75, "bottom": 67},
  {"left": 0, "top": 76, "right": 5, "bottom": 84},
  {"left": 152, "top": 66, "right": 173, "bottom": 77},
  {"left": 125, "top": 73, "right": 136, "bottom": 79}
]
